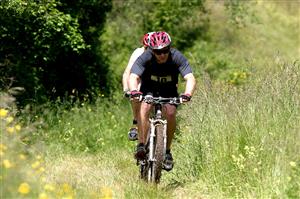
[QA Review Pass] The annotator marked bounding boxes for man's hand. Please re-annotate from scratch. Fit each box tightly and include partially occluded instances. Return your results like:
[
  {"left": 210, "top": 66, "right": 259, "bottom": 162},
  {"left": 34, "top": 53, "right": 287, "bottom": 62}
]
[
  {"left": 130, "top": 90, "right": 143, "bottom": 100},
  {"left": 123, "top": 89, "right": 131, "bottom": 98},
  {"left": 180, "top": 93, "right": 192, "bottom": 103}
]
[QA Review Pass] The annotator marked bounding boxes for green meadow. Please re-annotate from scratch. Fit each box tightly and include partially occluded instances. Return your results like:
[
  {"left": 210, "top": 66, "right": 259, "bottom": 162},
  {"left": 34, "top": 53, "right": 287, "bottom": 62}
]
[{"left": 1, "top": 1, "right": 299, "bottom": 198}]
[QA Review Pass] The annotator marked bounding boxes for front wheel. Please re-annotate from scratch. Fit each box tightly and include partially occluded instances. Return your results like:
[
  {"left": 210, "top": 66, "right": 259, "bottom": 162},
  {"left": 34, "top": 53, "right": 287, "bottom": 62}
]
[
  {"left": 140, "top": 124, "right": 165, "bottom": 183},
  {"left": 152, "top": 124, "right": 165, "bottom": 183}
]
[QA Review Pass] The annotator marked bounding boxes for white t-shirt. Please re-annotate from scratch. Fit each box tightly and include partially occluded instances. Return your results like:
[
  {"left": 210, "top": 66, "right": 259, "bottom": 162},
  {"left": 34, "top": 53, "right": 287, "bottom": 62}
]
[
  {"left": 123, "top": 47, "right": 145, "bottom": 91},
  {"left": 127, "top": 47, "right": 145, "bottom": 68}
]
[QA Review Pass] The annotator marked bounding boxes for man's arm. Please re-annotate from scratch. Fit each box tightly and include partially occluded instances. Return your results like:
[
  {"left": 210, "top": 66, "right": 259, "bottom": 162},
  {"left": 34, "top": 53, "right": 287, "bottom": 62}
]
[
  {"left": 122, "top": 48, "right": 144, "bottom": 92},
  {"left": 173, "top": 49, "right": 195, "bottom": 96},
  {"left": 122, "top": 65, "right": 131, "bottom": 92},
  {"left": 129, "top": 73, "right": 141, "bottom": 91},
  {"left": 183, "top": 73, "right": 196, "bottom": 96}
]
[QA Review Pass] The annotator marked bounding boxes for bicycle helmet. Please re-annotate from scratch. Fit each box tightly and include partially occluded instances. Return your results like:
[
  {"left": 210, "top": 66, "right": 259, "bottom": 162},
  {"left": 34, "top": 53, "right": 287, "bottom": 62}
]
[
  {"left": 149, "top": 31, "right": 172, "bottom": 50},
  {"left": 142, "top": 32, "right": 155, "bottom": 47}
]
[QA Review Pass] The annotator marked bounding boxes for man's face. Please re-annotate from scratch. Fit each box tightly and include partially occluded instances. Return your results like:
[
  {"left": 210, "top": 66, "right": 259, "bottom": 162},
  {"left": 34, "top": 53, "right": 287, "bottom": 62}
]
[{"left": 153, "top": 47, "right": 170, "bottom": 64}]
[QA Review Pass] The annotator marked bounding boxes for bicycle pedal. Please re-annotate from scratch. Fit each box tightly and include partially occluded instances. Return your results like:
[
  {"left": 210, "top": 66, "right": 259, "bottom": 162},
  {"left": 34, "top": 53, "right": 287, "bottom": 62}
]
[
  {"left": 162, "top": 162, "right": 174, "bottom": 171},
  {"left": 137, "top": 159, "right": 146, "bottom": 166}
]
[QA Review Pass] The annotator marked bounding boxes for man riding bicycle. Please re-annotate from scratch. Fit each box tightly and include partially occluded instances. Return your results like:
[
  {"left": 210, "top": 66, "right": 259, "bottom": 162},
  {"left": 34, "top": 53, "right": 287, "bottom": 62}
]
[{"left": 129, "top": 31, "right": 196, "bottom": 171}]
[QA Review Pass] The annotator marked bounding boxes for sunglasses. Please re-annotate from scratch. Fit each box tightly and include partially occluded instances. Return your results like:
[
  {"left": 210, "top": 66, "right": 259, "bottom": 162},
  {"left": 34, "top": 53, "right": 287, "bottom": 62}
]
[{"left": 153, "top": 48, "right": 170, "bottom": 55}]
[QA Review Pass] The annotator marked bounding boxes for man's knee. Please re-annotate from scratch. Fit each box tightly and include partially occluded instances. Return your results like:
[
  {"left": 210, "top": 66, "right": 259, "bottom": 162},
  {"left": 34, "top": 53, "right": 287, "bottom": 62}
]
[
  {"left": 164, "top": 105, "right": 176, "bottom": 120},
  {"left": 140, "top": 103, "right": 152, "bottom": 118}
]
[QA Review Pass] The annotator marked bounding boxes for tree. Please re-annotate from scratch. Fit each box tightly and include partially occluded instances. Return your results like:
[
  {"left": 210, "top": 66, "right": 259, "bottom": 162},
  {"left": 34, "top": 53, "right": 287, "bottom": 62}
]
[
  {"left": 0, "top": 0, "right": 111, "bottom": 104},
  {"left": 142, "top": 0, "right": 208, "bottom": 50}
]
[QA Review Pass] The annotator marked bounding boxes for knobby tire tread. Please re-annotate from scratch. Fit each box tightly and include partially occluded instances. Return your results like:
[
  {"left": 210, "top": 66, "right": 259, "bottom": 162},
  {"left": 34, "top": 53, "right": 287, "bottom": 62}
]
[
  {"left": 140, "top": 142, "right": 150, "bottom": 181},
  {"left": 153, "top": 124, "right": 164, "bottom": 183}
]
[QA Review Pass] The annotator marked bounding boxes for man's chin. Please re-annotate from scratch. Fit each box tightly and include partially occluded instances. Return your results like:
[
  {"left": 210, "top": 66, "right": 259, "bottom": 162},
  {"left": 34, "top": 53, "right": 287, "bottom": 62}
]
[{"left": 157, "top": 59, "right": 167, "bottom": 64}]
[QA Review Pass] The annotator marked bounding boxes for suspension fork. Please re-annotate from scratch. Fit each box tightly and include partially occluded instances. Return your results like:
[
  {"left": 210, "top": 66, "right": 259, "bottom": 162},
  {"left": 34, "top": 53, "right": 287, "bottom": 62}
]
[
  {"left": 149, "top": 119, "right": 156, "bottom": 162},
  {"left": 148, "top": 105, "right": 168, "bottom": 162},
  {"left": 155, "top": 104, "right": 168, "bottom": 158},
  {"left": 162, "top": 120, "right": 167, "bottom": 158}
]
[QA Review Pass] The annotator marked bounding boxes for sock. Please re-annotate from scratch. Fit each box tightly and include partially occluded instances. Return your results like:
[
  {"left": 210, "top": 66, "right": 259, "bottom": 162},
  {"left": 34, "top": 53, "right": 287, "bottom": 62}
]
[{"left": 138, "top": 143, "right": 144, "bottom": 147}]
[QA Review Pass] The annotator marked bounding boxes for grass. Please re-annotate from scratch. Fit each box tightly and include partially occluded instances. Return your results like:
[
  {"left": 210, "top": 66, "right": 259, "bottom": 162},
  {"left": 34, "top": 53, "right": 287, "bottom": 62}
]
[
  {"left": 1, "top": 1, "right": 300, "bottom": 198},
  {"left": 170, "top": 60, "right": 300, "bottom": 198}
]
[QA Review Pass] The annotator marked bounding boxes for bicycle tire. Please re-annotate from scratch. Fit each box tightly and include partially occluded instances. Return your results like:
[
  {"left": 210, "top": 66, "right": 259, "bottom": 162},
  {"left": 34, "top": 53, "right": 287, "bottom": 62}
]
[
  {"left": 152, "top": 123, "right": 164, "bottom": 183},
  {"left": 140, "top": 159, "right": 148, "bottom": 181}
]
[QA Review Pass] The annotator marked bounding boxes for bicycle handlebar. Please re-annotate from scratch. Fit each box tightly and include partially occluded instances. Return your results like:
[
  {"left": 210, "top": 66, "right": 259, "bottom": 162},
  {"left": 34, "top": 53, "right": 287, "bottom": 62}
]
[{"left": 141, "top": 95, "right": 182, "bottom": 105}]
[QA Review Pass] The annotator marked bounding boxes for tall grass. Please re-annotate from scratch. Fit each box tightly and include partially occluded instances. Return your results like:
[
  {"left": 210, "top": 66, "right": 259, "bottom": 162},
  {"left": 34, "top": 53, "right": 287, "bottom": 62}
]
[
  {"left": 2, "top": 61, "right": 298, "bottom": 198},
  {"left": 1, "top": 1, "right": 299, "bottom": 198},
  {"left": 20, "top": 92, "right": 133, "bottom": 154},
  {"left": 170, "top": 60, "right": 300, "bottom": 198}
]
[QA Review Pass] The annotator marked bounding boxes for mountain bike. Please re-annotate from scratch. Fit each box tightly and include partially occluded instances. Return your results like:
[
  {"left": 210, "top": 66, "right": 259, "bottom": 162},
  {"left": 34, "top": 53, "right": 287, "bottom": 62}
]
[{"left": 137, "top": 95, "right": 182, "bottom": 183}]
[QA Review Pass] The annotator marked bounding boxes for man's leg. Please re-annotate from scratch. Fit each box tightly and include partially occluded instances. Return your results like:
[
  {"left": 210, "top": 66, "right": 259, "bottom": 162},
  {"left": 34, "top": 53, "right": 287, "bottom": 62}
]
[
  {"left": 163, "top": 104, "right": 177, "bottom": 150},
  {"left": 135, "top": 102, "right": 152, "bottom": 159},
  {"left": 162, "top": 104, "right": 177, "bottom": 171},
  {"left": 139, "top": 102, "right": 152, "bottom": 144},
  {"left": 128, "top": 101, "right": 140, "bottom": 141},
  {"left": 131, "top": 100, "right": 140, "bottom": 123}
]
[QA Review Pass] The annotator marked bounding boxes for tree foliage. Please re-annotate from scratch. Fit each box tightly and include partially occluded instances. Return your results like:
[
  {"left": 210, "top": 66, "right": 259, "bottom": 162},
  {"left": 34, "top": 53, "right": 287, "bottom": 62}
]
[
  {"left": 0, "top": 0, "right": 111, "bottom": 104},
  {"left": 1, "top": 0, "right": 274, "bottom": 105},
  {"left": 143, "top": 0, "right": 208, "bottom": 50}
]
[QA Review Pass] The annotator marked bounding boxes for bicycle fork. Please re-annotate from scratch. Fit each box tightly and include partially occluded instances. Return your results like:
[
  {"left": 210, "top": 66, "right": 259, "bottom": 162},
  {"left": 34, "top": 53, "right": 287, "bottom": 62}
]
[{"left": 148, "top": 114, "right": 167, "bottom": 179}]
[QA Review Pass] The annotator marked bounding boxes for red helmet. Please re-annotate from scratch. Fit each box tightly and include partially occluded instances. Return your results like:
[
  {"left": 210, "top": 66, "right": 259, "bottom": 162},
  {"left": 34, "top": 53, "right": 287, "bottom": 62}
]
[
  {"left": 142, "top": 32, "right": 155, "bottom": 47},
  {"left": 149, "top": 31, "right": 172, "bottom": 49}
]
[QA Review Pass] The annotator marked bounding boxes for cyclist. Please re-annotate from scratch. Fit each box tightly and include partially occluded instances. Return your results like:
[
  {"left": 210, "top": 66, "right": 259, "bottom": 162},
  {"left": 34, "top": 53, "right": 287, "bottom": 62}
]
[
  {"left": 129, "top": 31, "right": 196, "bottom": 171},
  {"left": 122, "top": 32, "right": 154, "bottom": 141}
]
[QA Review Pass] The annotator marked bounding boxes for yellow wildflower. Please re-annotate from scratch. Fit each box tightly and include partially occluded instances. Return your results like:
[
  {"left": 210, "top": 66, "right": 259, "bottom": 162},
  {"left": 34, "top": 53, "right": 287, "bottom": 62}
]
[
  {"left": 0, "top": 151, "right": 4, "bottom": 156},
  {"left": 240, "top": 72, "right": 247, "bottom": 79},
  {"left": 6, "top": 127, "right": 14, "bottom": 134},
  {"left": 0, "top": 109, "right": 8, "bottom": 117},
  {"left": 18, "top": 182, "right": 31, "bottom": 194},
  {"left": 100, "top": 186, "right": 113, "bottom": 199},
  {"left": 229, "top": 79, "right": 235, "bottom": 84},
  {"left": 257, "top": 0, "right": 263, "bottom": 5},
  {"left": 31, "top": 161, "right": 41, "bottom": 169},
  {"left": 15, "top": 124, "right": 21, "bottom": 131},
  {"left": 19, "top": 154, "right": 27, "bottom": 160},
  {"left": 62, "top": 183, "right": 72, "bottom": 193},
  {"left": 0, "top": 143, "right": 7, "bottom": 151},
  {"left": 39, "top": 192, "right": 49, "bottom": 199},
  {"left": 6, "top": 116, "right": 14, "bottom": 123},
  {"left": 37, "top": 167, "right": 45, "bottom": 173},
  {"left": 44, "top": 184, "right": 55, "bottom": 192},
  {"left": 290, "top": 161, "right": 296, "bottom": 167},
  {"left": 3, "top": 159, "right": 13, "bottom": 168}
]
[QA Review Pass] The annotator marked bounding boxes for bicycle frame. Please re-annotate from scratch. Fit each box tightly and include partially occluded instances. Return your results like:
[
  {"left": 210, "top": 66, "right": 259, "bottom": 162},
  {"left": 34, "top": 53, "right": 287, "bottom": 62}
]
[
  {"left": 147, "top": 104, "right": 167, "bottom": 181},
  {"left": 139, "top": 95, "right": 181, "bottom": 183}
]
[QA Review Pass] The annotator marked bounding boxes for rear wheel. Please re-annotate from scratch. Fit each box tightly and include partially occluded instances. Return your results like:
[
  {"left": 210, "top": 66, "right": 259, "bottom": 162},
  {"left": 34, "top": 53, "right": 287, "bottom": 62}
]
[
  {"left": 140, "top": 159, "right": 148, "bottom": 181},
  {"left": 140, "top": 143, "right": 149, "bottom": 181}
]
